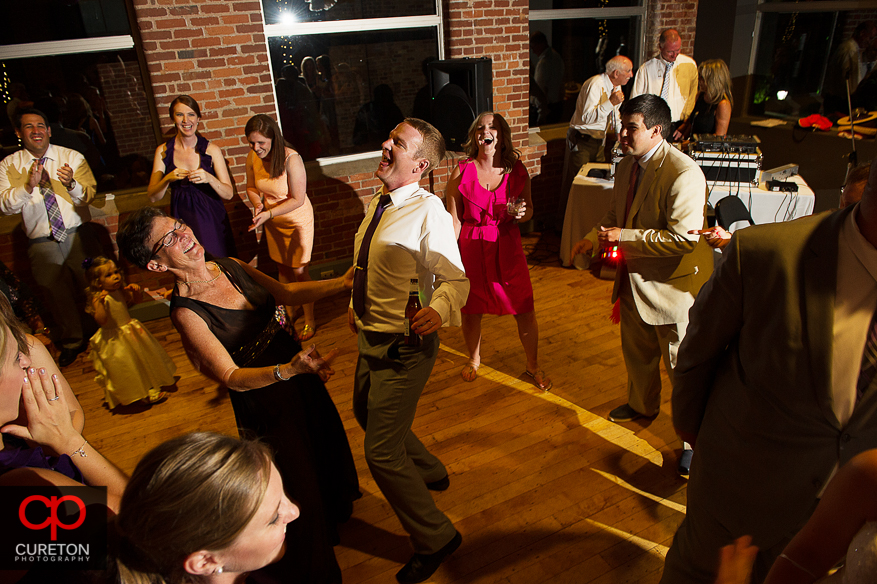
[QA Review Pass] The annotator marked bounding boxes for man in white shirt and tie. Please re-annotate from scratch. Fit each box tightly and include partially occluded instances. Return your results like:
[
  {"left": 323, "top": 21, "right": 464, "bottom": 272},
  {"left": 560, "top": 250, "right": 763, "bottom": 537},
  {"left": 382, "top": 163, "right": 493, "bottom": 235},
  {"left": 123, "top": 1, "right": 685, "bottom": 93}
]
[
  {"left": 631, "top": 29, "right": 698, "bottom": 138},
  {"left": 559, "top": 55, "right": 633, "bottom": 225},
  {"left": 348, "top": 118, "right": 469, "bottom": 584},
  {"left": 0, "top": 108, "right": 98, "bottom": 366}
]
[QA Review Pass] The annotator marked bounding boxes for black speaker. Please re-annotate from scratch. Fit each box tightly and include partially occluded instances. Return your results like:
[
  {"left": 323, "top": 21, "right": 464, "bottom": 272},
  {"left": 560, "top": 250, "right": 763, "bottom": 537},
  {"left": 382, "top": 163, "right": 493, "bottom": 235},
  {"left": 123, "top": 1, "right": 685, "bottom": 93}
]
[{"left": 426, "top": 58, "right": 493, "bottom": 152}]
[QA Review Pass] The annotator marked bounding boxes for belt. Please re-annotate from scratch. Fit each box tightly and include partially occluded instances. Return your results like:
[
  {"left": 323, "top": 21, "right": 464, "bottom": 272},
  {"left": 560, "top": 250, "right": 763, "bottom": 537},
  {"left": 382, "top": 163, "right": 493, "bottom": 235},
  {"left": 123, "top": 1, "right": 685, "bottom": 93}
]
[{"left": 28, "top": 225, "right": 81, "bottom": 244}]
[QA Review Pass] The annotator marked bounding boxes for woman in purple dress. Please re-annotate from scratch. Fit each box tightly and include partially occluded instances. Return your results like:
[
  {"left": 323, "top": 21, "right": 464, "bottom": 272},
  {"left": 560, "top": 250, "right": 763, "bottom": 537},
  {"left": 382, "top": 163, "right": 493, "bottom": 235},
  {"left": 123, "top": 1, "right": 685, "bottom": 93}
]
[
  {"left": 148, "top": 95, "right": 237, "bottom": 258},
  {"left": 445, "top": 112, "right": 552, "bottom": 390}
]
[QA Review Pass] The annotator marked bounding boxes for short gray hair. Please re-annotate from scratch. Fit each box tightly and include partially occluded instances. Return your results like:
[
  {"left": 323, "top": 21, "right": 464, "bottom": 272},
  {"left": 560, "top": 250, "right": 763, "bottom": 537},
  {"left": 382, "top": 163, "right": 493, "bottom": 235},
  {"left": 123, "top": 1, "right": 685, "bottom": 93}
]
[{"left": 605, "top": 56, "right": 631, "bottom": 75}]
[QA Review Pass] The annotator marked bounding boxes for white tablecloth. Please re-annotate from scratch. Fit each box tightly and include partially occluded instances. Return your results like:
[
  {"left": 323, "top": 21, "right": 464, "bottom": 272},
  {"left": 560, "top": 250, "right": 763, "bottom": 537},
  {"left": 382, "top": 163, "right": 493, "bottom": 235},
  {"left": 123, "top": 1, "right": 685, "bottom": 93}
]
[{"left": 559, "top": 164, "right": 816, "bottom": 269}]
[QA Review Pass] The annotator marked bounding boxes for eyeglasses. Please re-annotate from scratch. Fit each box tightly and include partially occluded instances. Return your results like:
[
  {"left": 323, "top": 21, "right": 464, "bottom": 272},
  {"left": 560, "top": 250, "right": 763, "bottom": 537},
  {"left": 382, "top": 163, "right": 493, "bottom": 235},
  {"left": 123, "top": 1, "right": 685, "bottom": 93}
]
[{"left": 151, "top": 220, "right": 187, "bottom": 258}]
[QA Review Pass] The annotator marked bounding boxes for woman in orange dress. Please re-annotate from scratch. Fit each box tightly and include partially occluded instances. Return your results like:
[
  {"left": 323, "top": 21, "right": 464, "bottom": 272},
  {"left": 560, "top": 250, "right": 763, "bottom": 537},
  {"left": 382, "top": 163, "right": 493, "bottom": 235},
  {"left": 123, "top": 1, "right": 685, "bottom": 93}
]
[{"left": 244, "top": 114, "right": 317, "bottom": 340}]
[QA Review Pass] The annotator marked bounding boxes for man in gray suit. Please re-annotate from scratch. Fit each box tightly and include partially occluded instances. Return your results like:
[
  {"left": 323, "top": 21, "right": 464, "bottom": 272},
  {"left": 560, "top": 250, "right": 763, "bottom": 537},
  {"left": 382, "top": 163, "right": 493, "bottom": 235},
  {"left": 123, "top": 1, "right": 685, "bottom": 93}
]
[
  {"left": 572, "top": 95, "right": 712, "bottom": 442},
  {"left": 663, "top": 160, "right": 877, "bottom": 583}
]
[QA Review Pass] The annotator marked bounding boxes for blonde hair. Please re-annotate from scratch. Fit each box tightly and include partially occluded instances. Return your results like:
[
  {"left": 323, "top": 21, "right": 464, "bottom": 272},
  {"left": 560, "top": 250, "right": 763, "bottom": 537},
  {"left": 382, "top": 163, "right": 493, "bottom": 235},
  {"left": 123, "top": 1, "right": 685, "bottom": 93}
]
[
  {"left": 113, "top": 432, "right": 273, "bottom": 584},
  {"left": 84, "top": 256, "right": 122, "bottom": 315},
  {"left": 699, "top": 59, "right": 733, "bottom": 108},
  {"left": 462, "top": 112, "right": 519, "bottom": 174},
  {"left": 403, "top": 118, "right": 446, "bottom": 176}
]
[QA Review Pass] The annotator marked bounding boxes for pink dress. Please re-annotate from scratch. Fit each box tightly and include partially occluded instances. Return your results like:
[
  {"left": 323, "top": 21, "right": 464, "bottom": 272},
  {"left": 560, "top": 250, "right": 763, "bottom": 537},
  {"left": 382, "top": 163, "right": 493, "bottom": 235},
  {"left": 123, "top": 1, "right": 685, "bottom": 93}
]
[{"left": 457, "top": 160, "right": 534, "bottom": 315}]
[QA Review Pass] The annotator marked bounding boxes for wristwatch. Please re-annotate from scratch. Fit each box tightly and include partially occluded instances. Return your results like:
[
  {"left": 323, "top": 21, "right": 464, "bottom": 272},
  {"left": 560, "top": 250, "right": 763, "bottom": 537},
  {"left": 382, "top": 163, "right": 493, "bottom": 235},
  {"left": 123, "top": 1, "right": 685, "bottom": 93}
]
[
  {"left": 273, "top": 364, "right": 292, "bottom": 381},
  {"left": 66, "top": 179, "right": 77, "bottom": 191}
]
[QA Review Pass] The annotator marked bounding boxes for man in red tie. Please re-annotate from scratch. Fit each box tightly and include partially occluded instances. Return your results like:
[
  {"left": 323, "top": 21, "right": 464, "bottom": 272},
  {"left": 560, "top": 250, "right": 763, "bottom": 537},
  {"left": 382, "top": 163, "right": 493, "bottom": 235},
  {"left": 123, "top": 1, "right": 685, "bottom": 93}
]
[
  {"left": 348, "top": 118, "right": 469, "bottom": 584},
  {"left": 571, "top": 94, "right": 712, "bottom": 464},
  {"left": 0, "top": 108, "right": 98, "bottom": 366}
]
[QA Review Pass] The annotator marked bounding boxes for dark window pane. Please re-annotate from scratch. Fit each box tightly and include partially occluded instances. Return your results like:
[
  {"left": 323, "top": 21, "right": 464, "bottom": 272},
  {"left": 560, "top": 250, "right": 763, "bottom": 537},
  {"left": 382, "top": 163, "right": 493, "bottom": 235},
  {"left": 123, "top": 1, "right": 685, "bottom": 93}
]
[
  {"left": 2, "top": 50, "right": 156, "bottom": 192},
  {"left": 263, "top": 0, "right": 436, "bottom": 24},
  {"left": 0, "top": 0, "right": 130, "bottom": 45},
  {"left": 530, "top": 17, "right": 639, "bottom": 127},
  {"left": 267, "top": 28, "right": 439, "bottom": 158}
]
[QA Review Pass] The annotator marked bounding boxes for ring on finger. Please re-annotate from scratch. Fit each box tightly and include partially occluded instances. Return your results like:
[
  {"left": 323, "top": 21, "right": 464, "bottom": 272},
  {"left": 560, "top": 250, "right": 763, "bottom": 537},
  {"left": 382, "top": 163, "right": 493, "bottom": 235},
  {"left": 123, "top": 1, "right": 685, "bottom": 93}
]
[{"left": 48, "top": 395, "right": 61, "bottom": 401}]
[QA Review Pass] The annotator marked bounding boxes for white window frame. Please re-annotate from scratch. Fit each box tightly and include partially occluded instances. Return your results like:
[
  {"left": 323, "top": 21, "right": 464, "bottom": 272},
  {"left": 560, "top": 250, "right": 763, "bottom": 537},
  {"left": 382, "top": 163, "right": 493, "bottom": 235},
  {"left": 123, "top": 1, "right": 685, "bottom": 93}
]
[{"left": 261, "top": 0, "right": 445, "bottom": 165}]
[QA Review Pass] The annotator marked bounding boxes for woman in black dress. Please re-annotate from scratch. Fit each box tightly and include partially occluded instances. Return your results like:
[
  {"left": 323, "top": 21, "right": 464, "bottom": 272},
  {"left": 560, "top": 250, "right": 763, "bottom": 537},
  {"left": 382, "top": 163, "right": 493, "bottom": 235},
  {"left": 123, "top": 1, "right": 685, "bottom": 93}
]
[
  {"left": 117, "top": 207, "right": 359, "bottom": 584},
  {"left": 674, "top": 59, "right": 733, "bottom": 140}
]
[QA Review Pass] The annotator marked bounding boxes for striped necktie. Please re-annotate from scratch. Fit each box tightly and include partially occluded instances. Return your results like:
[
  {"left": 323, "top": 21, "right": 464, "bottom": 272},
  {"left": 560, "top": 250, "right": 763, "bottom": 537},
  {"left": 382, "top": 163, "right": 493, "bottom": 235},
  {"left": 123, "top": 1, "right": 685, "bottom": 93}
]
[
  {"left": 660, "top": 61, "right": 675, "bottom": 103},
  {"left": 37, "top": 157, "right": 67, "bottom": 243},
  {"left": 856, "top": 306, "right": 877, "bottom": 403}
]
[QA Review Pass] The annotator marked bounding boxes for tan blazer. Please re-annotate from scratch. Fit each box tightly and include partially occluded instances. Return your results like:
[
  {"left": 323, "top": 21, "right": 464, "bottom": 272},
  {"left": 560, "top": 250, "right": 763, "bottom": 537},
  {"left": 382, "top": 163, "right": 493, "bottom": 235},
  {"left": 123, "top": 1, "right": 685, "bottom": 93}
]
[
  {"left": 673, "top": 206, "right": 877, "bottom": 549},
  {"left": 585, "top": 140, "right": 713, "bottom": 325}
]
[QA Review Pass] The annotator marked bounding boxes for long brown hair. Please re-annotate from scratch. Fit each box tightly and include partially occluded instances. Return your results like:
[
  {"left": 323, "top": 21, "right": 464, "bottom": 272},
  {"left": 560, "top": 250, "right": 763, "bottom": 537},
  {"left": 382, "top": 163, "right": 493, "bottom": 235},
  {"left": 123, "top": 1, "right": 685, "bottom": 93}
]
[
  {"left": 462, "top": 112, "right": 519, "bottom": 174},
  {"left": 245, "top": 114, "right": 291, "bottom": 179},
  {"left": 168, "top": 95, "right": 201, "bottom": 120},
  {"left": 113, "top": 432, "right": 273, "bottom": 584}
]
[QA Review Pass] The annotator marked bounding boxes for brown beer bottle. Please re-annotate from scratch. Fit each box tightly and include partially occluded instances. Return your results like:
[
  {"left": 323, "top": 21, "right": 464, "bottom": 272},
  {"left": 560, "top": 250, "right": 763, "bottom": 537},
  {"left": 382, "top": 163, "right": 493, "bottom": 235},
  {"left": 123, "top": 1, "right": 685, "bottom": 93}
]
[{"left": 404, "top": 278, "right": 421, "bottom": 346}]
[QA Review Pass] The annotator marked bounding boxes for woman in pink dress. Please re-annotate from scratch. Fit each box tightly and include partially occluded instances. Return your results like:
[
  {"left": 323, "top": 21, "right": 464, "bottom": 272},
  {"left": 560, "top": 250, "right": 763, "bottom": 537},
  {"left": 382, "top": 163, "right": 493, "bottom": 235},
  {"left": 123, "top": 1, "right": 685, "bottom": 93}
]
[
  {"left": 445, "top": 112, "right": 551, "bottom": 390},
  {"left": 244, "top": 114, "right": 317, "bottom": 341}
]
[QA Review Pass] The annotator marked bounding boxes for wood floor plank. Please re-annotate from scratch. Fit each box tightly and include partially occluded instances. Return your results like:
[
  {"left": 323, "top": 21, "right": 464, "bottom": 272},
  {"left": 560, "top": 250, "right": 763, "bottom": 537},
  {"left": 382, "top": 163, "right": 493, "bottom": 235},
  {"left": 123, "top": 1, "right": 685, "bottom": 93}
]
[{"left": 64, "top": 231, "right": 691, "bottom": 583}]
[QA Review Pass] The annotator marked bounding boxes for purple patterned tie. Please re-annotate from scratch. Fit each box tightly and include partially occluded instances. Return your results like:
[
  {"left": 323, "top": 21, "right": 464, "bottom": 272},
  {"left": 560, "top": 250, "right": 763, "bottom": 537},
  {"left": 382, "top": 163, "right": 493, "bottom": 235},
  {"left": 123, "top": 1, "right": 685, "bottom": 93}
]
[
  {"left": 352, "top": 193, "right": 390, "bottom": 318},
  {"left": 37, "top": 157, "right": 67, "bottom": 243},
  {"left": 856, "top": 307, "right": 877, "bottom": 403}
]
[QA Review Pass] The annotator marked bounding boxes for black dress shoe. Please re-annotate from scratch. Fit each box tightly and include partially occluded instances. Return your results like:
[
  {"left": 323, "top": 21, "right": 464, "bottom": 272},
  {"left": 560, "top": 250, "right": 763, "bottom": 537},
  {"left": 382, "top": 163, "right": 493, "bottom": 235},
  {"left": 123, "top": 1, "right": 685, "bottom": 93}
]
[
  {"left": 58, "top": 342, "right": 87, "bottom": 368},
  {"left": 608, "top": 403, "right": 655, "bottom": 423},
  {"left": 677, "top": 448, "right": 694, "bottom": 475},
  {"left": 396, "top": 530, "right": 462, "bottom": 584},
  {"left": 426, "top": 475, "right": 450, "bottom": 491}
]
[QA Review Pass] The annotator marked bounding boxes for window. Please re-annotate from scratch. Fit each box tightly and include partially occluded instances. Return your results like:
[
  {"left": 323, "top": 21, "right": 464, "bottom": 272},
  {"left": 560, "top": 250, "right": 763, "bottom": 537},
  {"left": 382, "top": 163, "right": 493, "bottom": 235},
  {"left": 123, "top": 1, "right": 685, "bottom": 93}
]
[
  {"left": 0, "top": 0, "right": 158, "bottom": 193},
  {"left": 747, "top": 2, "right": 877, "bottom": 117},
  {"left": 261, "top": 0, "right": 443, "bottom": 160},
  {"left": 529, "top": 0, "right": 646, "bottom": 128}
]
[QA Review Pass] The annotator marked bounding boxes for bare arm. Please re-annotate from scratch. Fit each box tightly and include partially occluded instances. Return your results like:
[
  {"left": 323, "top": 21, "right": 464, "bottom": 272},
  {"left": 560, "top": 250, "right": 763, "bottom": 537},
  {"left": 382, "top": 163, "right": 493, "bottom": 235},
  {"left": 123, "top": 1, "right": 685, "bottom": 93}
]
[
  {"left": 0, "top": 368, "right": 127, "bottom": 512},
  {"left": 147, "top": 143, "right": 187, "bottom": 203},
  {"left": 763, "top": 449, "right": 877, "bottom": 584},
  {"left": 251, "top": 150, "right": 308, "bottom": 229},
  {"left": 245, "top": 152, "right": 263, "bottom": 213},
  {"left": 516, "top": 170, "right": 535, "bottom": 223},
  {"left": 172, "top": 306, "right": 338, "bottom": 391},
  {"left": 444, "top": 165, "right": 464, "bottom": 240},
  {"left": 189, "top": 143, "right": 233, "bottom": 200},
  {"left": 91, "top": 292, "right": 110, "bottom": 328},
  {"left": 714, "top": 99, "right": 732, "bottom": 137},
  {"left": 230, "top": 258, "right": 352, "bottom": 307}
]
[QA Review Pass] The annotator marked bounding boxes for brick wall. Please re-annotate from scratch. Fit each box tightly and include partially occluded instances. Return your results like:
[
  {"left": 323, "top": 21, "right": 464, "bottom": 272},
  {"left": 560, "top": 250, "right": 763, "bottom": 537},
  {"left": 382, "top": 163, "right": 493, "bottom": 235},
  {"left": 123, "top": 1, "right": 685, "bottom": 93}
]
[{"left": 645, "top": 0, "right": 698, "bottom": 59}]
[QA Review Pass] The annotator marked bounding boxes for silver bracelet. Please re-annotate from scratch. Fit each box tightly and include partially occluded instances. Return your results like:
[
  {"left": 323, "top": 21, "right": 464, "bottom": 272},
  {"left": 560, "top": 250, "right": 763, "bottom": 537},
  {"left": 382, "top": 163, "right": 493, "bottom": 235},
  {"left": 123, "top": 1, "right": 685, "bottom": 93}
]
[
  {"left": 71, "top": 440, "right": 88, "bottom": 458},
  {"left": 273, "top": 364, "right": 291, "bottom": 381},
  {"left": 779, "top": 553, "right": 817, "bottom": 579}
]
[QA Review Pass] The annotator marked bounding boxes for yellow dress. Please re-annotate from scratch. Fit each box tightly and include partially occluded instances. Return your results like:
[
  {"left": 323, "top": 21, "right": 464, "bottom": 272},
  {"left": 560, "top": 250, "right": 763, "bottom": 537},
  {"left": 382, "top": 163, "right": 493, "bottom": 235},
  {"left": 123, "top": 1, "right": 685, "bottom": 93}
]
[
  {"left": 250, "top": 148, "right": 315, "bottom": 267},
  {"left": 89, "top": 292, "right": 177, "bottom": 408}
]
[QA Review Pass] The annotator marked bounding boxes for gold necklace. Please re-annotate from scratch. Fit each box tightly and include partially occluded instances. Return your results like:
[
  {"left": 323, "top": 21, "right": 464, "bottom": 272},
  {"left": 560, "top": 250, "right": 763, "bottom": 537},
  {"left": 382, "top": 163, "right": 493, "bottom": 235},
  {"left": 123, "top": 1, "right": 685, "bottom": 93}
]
[{"left": 182, "top": 261, "right": 222, "bottom": 285}]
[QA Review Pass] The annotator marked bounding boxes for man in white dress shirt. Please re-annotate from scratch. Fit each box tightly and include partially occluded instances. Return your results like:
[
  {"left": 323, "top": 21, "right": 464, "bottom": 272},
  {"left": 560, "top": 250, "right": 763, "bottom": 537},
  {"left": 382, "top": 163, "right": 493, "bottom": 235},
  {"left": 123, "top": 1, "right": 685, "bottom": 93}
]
[
  {"left": 348, "top": 118, "right": 469, "bottom": 584},
  {"left": 0, "top": 108, "right": 98, "bottom": 366},
  {"left": 631, "top": 28, "right": 698, "bottom": 137},
  {"left": 559, "top": 55, "right": 633, "bottom": 224}
]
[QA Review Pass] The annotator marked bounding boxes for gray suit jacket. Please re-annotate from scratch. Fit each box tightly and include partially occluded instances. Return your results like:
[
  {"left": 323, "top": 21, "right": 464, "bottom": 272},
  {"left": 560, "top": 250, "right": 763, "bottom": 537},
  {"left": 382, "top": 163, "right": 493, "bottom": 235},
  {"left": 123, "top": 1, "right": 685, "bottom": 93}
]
[
  {"left": 673, "top": 206, "right": 877, "bottom": 547},
  {"left": 585, "top": 140, "right": 713, "bottom": 325}
]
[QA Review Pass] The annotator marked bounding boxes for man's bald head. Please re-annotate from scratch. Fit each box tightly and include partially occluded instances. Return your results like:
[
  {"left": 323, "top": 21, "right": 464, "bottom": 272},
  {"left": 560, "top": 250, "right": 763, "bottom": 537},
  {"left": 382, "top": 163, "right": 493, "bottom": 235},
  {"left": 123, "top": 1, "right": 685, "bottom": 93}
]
[{"left": 659, "top": 29, "right": 682, "bottom": 62}]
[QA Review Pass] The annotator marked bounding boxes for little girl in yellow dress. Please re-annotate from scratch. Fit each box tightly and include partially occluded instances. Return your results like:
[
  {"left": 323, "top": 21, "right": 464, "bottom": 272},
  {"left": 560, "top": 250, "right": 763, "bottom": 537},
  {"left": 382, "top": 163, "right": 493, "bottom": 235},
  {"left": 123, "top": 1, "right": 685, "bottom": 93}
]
[{"left": 84, "top": 256, "right": 177, "bottom": 408}]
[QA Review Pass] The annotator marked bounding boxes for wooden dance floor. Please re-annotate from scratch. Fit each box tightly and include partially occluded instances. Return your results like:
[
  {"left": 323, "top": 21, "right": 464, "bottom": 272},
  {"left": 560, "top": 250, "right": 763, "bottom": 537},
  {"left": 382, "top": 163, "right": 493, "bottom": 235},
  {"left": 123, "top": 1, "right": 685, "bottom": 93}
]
[{"left": 64, "top": 231, "right": 686, "bottom": 583}]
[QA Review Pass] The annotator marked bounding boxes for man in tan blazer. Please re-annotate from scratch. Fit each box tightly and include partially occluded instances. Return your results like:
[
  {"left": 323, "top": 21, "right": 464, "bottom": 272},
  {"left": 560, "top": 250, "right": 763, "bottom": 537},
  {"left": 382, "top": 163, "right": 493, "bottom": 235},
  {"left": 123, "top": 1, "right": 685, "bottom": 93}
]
[
  {"left": 572, "top": 95, "right": 712, "bottom": 460},
  {"left": 663, "top": 161, "right": 877, "bottom": 583}
]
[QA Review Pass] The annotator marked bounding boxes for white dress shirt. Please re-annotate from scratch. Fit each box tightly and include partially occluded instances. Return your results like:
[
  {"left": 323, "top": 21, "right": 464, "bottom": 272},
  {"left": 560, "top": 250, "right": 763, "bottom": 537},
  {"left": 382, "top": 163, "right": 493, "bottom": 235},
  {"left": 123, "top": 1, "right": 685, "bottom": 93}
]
[
  {"left": 631, "top": 54, "right": 698, "bottom": 122},
  {"left": 832, "top": 207, "right": 877, "bottom": 427},
  {"left": 351, "top": 181, "right": 469, "bottom": 333},
  {"left": 569, "top": 73, "right": 621, "bottom": 139},
  {"left": 0, "top": 144, "right": 96, "bottom": 239}
]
